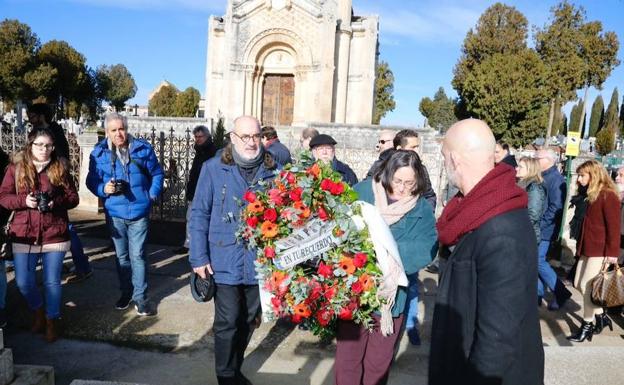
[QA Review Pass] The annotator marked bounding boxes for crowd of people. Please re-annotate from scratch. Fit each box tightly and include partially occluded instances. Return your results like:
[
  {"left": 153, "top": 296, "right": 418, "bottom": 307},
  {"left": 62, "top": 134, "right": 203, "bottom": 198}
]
[{"left": 1, "top": 110, "right": 623, "bottom": 385}]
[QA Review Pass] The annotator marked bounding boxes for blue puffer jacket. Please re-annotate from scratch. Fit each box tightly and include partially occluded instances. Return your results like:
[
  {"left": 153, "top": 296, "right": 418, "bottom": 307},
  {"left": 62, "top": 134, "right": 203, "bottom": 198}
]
[
  {"left": 86, "top": 137, "right": 164, "bottom": 220},
  {"left": 188, "top": 150, "right": 278, "bottom": 285},
  {"left": 539, "top": 165, "right": 566, "bottom": 241}
]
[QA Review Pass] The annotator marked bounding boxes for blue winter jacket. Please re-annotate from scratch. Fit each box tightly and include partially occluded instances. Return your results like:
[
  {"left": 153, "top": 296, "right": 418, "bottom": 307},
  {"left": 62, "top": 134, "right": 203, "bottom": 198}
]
[
  {"left": 539, "top": 165, "right": 566, "bottom": 242},
  {"left": 266, "top": 140, "right": 292, "bottom": 166},
  {"left": 86, "top": 137, "right": 164, "bottom": 220},
  {"left": 354, "top": 179, "right": 438, "bottom": 317},
  {"left": 188, "top": 152, "right": 278, "bottom": 285}
]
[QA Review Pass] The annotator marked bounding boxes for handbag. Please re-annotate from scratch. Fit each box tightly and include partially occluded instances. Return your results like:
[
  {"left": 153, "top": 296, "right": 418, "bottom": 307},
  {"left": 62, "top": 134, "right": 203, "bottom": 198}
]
[{"left": 590, "top": 258, "right": 624, "bottom": 308}]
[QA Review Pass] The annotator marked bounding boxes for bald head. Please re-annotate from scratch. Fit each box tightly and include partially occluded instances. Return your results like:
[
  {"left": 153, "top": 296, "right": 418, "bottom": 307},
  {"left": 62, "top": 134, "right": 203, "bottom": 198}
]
[
  {"left": 535, "top": 149, "right": 557, "bottom": 171},
  {"left": 231, "top": 115, "right": 262, "bottom": 159},
  {"left": 442, "top": 119, "right": 496, "bottom": 195}
]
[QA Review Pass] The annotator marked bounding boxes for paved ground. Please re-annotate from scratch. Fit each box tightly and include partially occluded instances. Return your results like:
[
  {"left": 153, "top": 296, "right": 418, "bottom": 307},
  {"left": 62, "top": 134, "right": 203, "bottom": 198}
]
[{"left": 3, "top": 210, "right": 624, "bottom": 385}]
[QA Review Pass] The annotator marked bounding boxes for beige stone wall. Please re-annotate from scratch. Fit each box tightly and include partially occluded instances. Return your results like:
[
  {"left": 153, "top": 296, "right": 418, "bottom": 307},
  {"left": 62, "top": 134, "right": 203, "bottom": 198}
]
[{"left": 205, "top": 0, "right": 378, "bottom": 126}]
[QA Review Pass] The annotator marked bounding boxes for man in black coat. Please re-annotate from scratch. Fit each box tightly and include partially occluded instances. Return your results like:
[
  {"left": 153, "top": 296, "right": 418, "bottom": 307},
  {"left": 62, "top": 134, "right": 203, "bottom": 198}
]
[
  {"left": 261, "top": 125, "right": 292, "bottom": 166},
  {"left": 430, "top": 119, "right": 544, "bottom": 385},
  {"left": 176, "top": 125, "right": 217, "bottom": 254},
  {"left": 309, "top": 134, "right": 358, "bottom": 186}
]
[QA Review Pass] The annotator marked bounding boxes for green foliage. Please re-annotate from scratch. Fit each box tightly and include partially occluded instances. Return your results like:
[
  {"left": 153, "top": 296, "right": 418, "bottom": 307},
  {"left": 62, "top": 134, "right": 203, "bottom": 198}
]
[
  {"left": 588, "top": 95, "right": 604, "bottom": 137},
  {"left": 595, "top": 126, "right": 615, "bottom": 155},
  {"left": 97, "top": 64, "right": 137, "bottom": 111},
  {"left": 148, "top": 84, "right": 178, "bottom": 116},
  {"left": 604, "top": 88, "right": 619, "bottom": 133},
  {"left": 173, "top": 87, "right": 201, "bottom": 117},
  {"left": 620, "top": 95, "right": 624, "bottom": 135},
  {"left": 534, "top": 1, "right": 586, "bottom": 102},
  {"left": 213, "top": 115, "right": 226, "bottom": 149},
  {"left": 0, "top": 19, "right": 40, "bottom": 101},
  {"left": 418, "top": 87, "right": 457, "bottom": 132},
  {"left": 373, "top": 61, "right": 395, "bottom": 124},
  {"left": 551, "top": 97, "right": 566, "bottom": 136},
  {"left": 452, "top": 3, "right": 550, "bottom": 146}
]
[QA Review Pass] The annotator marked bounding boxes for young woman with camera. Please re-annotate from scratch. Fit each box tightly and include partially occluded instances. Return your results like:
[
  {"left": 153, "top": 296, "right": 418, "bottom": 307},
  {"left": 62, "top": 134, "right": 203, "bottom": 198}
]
[{"left": 0, "top": 127, "right": 79, "bottom": 342}]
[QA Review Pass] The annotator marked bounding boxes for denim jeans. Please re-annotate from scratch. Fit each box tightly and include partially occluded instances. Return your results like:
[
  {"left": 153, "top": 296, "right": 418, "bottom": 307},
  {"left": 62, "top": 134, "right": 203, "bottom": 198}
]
[
  {"left": 537, "top": 240, "right": 558, "bottom": 297},
  {"left": 13, "top": 251, "right": 66, "bottom": 319},
  {"left": 69, "top": 223, "right": 91, "bottom": 274},
  {"left": 404, "top": 272, "right": 420, "bottom": 331},
  {"left": 0, "top": 259, "right": 6, "bottom": 310},
  {"left": 108, "top": 216, "right": 149, "bottom": 305}
]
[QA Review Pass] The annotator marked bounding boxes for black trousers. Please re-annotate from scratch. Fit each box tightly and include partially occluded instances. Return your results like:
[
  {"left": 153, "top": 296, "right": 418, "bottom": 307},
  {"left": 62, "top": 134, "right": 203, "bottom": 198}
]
[{"left": 213, "top": 283, "right": 261, "bottom": 382}]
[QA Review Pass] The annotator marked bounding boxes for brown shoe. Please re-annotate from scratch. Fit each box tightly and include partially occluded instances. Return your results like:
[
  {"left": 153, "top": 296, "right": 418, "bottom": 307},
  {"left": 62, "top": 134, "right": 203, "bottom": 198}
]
[
  {"left": 45, "top": 318, "right": 61, "bottom": 343},
  {"left": 31, "top": 308, "right": 46, "bottom": 334}
]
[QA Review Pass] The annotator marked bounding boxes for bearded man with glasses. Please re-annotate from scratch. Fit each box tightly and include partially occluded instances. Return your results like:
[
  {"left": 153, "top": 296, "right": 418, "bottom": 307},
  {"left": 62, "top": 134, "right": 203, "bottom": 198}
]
[{"left": 189, "top": 116, "right": 278, "bottom": 385}]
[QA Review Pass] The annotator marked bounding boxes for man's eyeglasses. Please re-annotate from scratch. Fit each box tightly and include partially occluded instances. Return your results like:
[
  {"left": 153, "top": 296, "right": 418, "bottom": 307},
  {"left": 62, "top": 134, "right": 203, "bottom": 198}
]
[
  {"left": 391, "top": 178, "right": 416, "bottom": 188},
  {"left": 231, "top": 132, "right": 262, "bottom": 143},
  {"left": 32, "top": 142, "right": 54, "bottom": 150}
]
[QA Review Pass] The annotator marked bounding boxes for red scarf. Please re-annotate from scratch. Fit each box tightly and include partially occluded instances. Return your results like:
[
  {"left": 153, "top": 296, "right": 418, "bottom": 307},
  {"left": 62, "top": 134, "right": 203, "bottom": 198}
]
[{"left": 437, "top": 164, "right": 528, "bottom": 246}]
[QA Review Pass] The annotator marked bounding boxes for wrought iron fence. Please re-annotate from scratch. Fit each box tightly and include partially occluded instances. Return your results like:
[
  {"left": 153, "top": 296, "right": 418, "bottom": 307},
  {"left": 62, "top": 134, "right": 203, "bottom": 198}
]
[
  {"left": 0, "top": 123, "right": 81, "bottom": 190},
  {"left": 135, "top": 127, "right": 196, "bottom": 221}
]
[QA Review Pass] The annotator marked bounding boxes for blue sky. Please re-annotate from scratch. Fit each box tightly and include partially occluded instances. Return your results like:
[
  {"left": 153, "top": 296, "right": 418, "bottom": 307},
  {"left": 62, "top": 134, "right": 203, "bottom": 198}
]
[{"left": 2, "top": 0, "right": 623, "bottom": 126}]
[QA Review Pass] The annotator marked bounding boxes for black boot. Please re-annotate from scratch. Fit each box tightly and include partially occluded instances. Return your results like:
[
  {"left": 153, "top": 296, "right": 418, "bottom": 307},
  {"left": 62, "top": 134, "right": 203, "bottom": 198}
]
[
  {"left": 593, "top": 312, "right": 613, "bottom": 335},
  {"left": 567, "top": 321, "right": 594, "bottom": 342},
  {"left": 549, "top": 279, "right": 572, "bottom": 310}
]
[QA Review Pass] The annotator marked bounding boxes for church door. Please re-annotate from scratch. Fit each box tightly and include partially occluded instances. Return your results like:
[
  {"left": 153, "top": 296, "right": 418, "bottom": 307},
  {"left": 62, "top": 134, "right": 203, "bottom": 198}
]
[{"left": 262, "top": 74, "right": 294, "bottom": 126}]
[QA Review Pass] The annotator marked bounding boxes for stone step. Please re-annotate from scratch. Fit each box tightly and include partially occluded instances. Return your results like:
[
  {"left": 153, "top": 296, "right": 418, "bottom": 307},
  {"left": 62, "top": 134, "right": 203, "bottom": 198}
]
[
  {"left": 0, "top": 348, "right": 15, "bottom": 385},
  {"left": 10, "top": 365, "right": 54, "bottom": 385},
  {"left": 70, "top": 381, "right": 148, "bottom": 385}
]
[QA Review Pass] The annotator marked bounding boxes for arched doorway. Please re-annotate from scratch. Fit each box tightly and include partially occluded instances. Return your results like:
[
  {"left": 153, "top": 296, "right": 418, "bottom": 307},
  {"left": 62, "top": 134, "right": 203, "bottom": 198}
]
[{"left": 262, "top": 73, "right": 294, "bottom": 126}]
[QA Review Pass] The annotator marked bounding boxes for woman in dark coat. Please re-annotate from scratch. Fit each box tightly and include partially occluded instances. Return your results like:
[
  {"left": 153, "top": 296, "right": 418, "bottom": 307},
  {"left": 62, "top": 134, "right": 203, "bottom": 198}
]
[
  {"left": 516, "top": 157, "right": 546, "bottom": 241},
  {"left": 0, "top": 128, "right": 79, "bottom": 342},
  {"left": 567, "top": 160, "right": 620, "bottom": 342}
]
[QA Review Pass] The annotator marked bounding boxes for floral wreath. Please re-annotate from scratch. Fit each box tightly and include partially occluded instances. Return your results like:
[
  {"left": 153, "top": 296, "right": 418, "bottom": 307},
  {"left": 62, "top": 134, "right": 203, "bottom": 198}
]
[{"left": 236, "top": 153, "right": 383, "bottom": 339}]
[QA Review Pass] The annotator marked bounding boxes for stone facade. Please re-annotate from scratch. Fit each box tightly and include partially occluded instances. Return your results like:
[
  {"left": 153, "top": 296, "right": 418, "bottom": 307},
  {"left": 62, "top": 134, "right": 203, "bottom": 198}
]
[{"left": 205, "top": 0, "right": 378, "bottom": 126}]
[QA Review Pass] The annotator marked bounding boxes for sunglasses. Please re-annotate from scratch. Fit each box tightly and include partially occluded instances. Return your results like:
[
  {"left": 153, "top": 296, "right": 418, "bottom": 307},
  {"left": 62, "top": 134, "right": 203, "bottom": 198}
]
[{"left": 378, "top": 139, "right": 391, "bottom": 145}]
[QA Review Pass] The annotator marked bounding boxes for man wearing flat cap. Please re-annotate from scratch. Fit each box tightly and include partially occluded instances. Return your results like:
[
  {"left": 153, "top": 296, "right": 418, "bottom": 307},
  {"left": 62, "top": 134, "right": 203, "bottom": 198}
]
[{"left": 310, "top": 134, "right": 358, "bottom": 186}]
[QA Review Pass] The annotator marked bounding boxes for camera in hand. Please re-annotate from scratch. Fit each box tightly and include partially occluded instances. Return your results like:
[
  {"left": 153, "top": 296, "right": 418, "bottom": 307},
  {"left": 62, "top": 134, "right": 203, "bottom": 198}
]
[
  {"left": 36, "top": 191, "right": 52, "bottom": 212},
  {"left": 111, "top": 179, "right": 128, "bottom": 195}
]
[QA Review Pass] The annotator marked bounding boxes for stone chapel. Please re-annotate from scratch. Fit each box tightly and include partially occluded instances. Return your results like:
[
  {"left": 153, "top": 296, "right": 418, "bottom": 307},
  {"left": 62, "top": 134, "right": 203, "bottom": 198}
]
[{"left": 204, "top": 0, "right": 379, "bottom": 126}]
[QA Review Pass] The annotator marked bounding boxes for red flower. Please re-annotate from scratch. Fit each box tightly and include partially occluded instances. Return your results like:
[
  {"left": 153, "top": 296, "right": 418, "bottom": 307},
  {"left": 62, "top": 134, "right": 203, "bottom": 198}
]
[
  {"left": 246, "top": 216, "right": 259, "bottom": 227},
  {"left": 329, "top": 182, "right": 344, "bottom": 195},
  {"left": 353, "top": 252, "right": 368, "bottom": 268},
  {"left": 289, "top": 187, "right": 303, "bottom": 202},
  {"left": 317, "top": 206, "right": 329, "bottom": 221},
  {"left": 285, "top": 171, "right": 296, "bottom": 185},
  {"left": 338, "top": 307, "right": 353, "bottom": 320},
  {"left": 270, "top": 296, "right": 281, "bottom": 313},
  {"left": 264, "top": 246, "right": 276, "bottom": 259},
  {"left": 243, "top": 190, "right": 256, "bottom": 203},
  {"left": 316, "top": 308, "right": 334, "bottom": 327},
  {"left": 306, "top": 163, "right": 320, "bottom": 179},
  {"left": 320, "top": 178, "right": 333, "bottom": 191},
  {"left": 263, "top": 208, "right": 278, "bottom": 222},
  {"left": 317, "top": 261, "right": 333, "bottom": 278},
  {"left": 309, "top": 281, "right": 322, "bottom": 301},
  {"left": 324, "top": 284, "right": 336, "bottom": 300},
  {"left": 351, "top": 281, "right": 363, "bottom": 294},
  {"left": 268, "top": 189, "right": 284, "bottom": 205},
  {"left": 291, "top": 314, "right": 303, "bottom": 324}
]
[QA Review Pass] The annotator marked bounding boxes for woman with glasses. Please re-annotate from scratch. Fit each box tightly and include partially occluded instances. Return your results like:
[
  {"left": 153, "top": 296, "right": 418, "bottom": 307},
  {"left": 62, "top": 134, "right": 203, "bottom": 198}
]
[
  {"left": 567, "top": 160, "right": 620, "bottom": 342},
  {"left": 335, "top": 150, "right": 437, "bottom": 385},
  {"left": 0, "top": 128, "right": 79, "bottom": 342}
]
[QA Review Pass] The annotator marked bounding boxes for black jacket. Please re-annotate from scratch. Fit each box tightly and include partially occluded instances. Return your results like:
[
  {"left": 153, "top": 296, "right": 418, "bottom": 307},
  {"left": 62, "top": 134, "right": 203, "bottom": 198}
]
[
  {"left": 429, "top": 209, "right": 544, "bottom": 385},
  {"left": 332, "top": 158, "right": 358, "bottom": 187},
  {"left": 48, "top": 122, "right": 70, "bottom": 160},
  {"left": 186, "top": 140, "right": 217, "bottom": 202}
]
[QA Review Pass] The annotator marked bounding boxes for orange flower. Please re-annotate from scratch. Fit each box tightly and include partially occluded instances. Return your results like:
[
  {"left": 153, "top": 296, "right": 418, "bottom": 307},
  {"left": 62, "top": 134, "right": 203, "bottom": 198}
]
[
  {"left": 339, "top": 256, "right": 356, "bottom": 275},
  {"left": 307, "top": 163, "right": 320, "bottom": 179},
  {"left": 269, "top": 271, "right": 288, "bottom": 289},
  {"left": 358, "top": 274, "right": 374, "bottom": 291},
  {"left": 275, "top": 180, "right": 287, "bottom": 192},
  {"left": 293, "top": 303, "right": 312, "bottom": 318},
  {"left": 261, "top": 221, "right": 279, "bottom": 238},
  {"left": 293, "top": 201, "right": 311, "bottom": 218},
  {"left": 247, "top": 200, "right": 264, "bottom": 214}
]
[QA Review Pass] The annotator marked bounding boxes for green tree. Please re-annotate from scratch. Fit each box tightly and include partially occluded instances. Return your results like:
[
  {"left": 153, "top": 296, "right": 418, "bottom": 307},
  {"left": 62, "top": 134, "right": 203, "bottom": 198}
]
[
  {"left": 213, "top": 115, "right": 226, "bottom": 148},
  {"left": 595, "top": 125, "right": 615, "bottom": 155},
  {"left": 534, "top": 2, "right": 586, "bottom": 143},
  {"left": 36, "top": 40, "right": 89, "bottom": 116},
  {"left": 551, "top": 96, "right": 566, "bottom": 136},
  {"left": 620, "top": 95, "right": 624, "bottom": 135},
  {"left": 0, "top": 19, "right": 40, "bottom": 102},
  {"left": 452, "top": 4, "right": 549, "bottom": 146},
  {"left": 373, "top": 61, "right": 395, "bottom": 124},
  {"left": 418, "top": 87, "right": 457, "bottom": 132},
  {"left": 574, "top": 21, "right": 620, "bottom": 133},
  {"left": 568, "top": 99, "right": 585, "bottom": 133},
  {"left": 97, "top": 64, "right": 137, "bottom": 111},
  {"left": 173, "top": 87, "right": 201, "bottom": 117},
  {"left": 604, "top": 88, "right": 619, "bottom": 134},
  {"left": 588, "top": 95, "right": 604, "bottom": 137},
  {"left": 149, "top": 84, "right": 178, "bottom": 116}
]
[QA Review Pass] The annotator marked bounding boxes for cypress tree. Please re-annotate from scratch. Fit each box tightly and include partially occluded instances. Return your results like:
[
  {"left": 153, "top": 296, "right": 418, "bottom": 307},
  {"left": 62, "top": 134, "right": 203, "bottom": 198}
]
[{"left": 588, "top": 95, "right": 604, "bottom": 137}]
